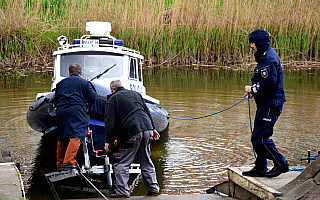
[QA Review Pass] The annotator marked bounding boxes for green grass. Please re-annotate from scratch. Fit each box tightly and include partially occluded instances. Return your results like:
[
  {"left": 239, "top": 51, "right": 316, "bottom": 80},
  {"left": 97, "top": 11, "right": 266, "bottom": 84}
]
[{"left": 0, "top": 0, "right": 319, "bottom": 69}]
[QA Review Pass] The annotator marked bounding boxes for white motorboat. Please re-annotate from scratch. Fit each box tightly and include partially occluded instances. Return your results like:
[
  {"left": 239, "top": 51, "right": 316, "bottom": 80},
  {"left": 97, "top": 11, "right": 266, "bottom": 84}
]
[{"left": 26, "top": 22, "right": 169, "bottom": 189}]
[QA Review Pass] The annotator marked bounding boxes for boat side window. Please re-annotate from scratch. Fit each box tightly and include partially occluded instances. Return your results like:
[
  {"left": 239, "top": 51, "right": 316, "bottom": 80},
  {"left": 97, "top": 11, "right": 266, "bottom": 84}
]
[
  {"left": 129, "top": 58, "right": 137, "bottom": 80},
  {"left": 137, "top": 59, "right": 143, "bottom": 82}
]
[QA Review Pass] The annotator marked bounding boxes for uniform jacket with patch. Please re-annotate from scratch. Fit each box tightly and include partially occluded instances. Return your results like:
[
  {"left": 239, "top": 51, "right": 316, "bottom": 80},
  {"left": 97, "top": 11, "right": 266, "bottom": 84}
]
[{"left": 249, "top": 30, "right": 286, "bottom": 108}]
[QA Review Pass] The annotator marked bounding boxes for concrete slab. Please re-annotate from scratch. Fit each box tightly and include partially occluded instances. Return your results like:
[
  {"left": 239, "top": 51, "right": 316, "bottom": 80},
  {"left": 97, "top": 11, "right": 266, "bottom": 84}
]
[
  {"left": 278, "top": 178, "right": 316, "bottom": 200},
  {"left": 279, "top": 157, "right": 320, "bottom": 194},
  {"left": 227, "top": 167, "right": 301, "bottom": 200},
  {"left": 0, "top": 162, "right": 25, "bottom": 199},
  {"left": 229, "top": 167, "right": 280, "bottom": 199},
  {"left": 277, "top": 157, "right": 320, "bottom": 200},
  {"left": 121, "top": 194, "right": 234, "bottom": 200},
  {"left": 211, "top": 163, "right": 320, "bottom": 200},
  {"left": 238, "top": 167, "right": 301, "bottom": 190},
  {"left": 66, "top": 194, "right": 236, "bottom": 200},
  {"left": 300, "top": 184, "right": 320, "bottom": 200}
]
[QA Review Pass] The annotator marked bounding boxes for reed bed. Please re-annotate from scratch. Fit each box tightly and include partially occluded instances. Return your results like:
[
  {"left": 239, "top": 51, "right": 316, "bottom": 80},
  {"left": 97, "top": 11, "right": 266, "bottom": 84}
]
[{"left": 0, "top": 0, "right": 319, "bottom": 69}]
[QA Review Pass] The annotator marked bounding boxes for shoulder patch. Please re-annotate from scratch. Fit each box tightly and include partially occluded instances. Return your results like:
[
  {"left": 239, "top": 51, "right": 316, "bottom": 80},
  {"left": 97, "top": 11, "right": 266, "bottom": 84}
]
[{"left": 261, "top": 67, "right": 268, "bottom": 78}]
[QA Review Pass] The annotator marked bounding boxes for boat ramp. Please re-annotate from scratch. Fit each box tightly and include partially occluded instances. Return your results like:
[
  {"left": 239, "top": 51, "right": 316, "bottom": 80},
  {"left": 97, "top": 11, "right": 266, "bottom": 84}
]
[
  {"left": 0, "top": 150, "right": 25, "bottom": 200},
  {"left": 2, "top": 147, "right": 320, "bottom": 199}
]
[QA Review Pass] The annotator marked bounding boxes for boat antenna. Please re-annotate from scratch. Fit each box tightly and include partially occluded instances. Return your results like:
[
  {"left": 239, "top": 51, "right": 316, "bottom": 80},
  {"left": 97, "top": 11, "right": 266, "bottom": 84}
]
[{"left": 90, "top": 64, "right": 116, "bottom": 81}]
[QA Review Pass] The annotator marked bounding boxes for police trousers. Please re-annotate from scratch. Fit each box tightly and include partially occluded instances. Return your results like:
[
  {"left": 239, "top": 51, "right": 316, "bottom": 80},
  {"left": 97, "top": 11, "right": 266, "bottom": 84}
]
[
  {"left": 252, "top": 106, "right": 289, "bottom": 172},
  {"left": 112, "top": 130, "right": 159, "bottom": 196}
]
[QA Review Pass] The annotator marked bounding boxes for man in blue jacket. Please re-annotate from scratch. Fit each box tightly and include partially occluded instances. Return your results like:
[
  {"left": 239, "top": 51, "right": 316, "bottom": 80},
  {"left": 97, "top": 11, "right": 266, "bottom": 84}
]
[
  {"left": 53, "top": 63, "right": 97, "bottom": 170},
  {"left": 104, "top": 80, "right": 160, "bottom": 198},
  {"left": 243, "top": 29, "right": 289, "bottom": 178}
]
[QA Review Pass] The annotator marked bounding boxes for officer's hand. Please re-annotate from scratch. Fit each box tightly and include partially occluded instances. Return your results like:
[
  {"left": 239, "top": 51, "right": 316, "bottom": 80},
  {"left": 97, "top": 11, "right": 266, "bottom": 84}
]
[
  {"left": 244, "top": 93, "right": 253, "bottom": 100},
  {"left": 104, "top": 143, "right": 111, "bottom": 152},
  {"left": 152, "top": 130, "right": 160, "bottom": 141},
  {"left": 245, "top": 85, "right": 252, "bottom": 93}
]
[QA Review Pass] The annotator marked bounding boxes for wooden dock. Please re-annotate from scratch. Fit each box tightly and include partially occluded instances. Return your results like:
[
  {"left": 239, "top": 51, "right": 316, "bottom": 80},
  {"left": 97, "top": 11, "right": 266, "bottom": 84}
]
[{"left": 208, "top": 157, "right": 320, "bottom": 200}]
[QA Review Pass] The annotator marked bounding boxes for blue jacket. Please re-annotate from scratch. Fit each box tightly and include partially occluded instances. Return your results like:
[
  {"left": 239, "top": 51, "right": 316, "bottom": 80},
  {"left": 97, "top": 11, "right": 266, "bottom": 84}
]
[
  {"left": 53, "top": 74, "right": 97, "bottom": 142},
  {"left": 248, "top": 29, "right": 286, "bottom": 108}
]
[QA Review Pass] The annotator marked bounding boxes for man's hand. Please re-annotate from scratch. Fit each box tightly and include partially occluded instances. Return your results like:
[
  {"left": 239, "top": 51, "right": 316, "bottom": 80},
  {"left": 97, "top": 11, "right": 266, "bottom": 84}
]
[
  {"left": 152, "top": 130, "right": 160, "bottom": 140},
  {"left": 104, "top": 143, "right": 111, "bottom": 152}
]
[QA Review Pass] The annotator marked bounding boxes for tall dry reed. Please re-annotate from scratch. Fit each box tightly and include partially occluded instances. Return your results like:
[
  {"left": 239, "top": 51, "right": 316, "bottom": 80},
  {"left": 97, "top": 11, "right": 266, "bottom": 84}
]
[{"left": 0, "top": 0, "right": 319, "bottom": 68}]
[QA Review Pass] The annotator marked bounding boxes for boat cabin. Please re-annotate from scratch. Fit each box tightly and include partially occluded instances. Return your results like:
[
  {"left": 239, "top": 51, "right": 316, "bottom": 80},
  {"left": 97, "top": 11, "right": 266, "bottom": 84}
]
[{"left": 50, "top": 21, "right": 159, "bottom": 104}]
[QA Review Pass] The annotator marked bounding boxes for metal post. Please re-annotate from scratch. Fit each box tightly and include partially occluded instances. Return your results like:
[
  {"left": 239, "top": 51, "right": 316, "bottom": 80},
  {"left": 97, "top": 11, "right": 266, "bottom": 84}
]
[
  {"left": 83, "top": 137, "right": 91, "bottom": 168},
  {"left": 75, "top": 163, "right": 108, "bottom": 200},
  {"left": 104, "top": 156, "right": 113, "bottom": 187},
  {"left": 308, "top": 150, "right": 311, "bottom": 165}
]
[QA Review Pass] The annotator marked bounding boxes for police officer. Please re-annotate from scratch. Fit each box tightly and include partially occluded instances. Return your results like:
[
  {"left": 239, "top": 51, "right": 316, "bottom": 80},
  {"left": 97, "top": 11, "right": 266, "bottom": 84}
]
[
  {"left": 104, "top": 80, "right": 160, "bottom": 198},
  {"left": 243, "top": 29, "right": 289, "bottom": 178},
  {"left": 54, "top": 63, "right": 97, "bottom": 170}
]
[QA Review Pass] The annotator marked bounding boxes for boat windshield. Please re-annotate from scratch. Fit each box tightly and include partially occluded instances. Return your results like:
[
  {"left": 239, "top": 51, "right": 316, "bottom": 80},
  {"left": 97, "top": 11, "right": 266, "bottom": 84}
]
[{"left": 60, "top": 51, "right": 123, "bottom": 79}]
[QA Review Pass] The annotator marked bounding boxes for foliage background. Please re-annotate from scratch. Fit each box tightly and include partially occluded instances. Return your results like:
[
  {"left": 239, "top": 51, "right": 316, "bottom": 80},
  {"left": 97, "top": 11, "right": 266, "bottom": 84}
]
[{"left": 0, "top": 0, "right": 319, "bottom": 69}]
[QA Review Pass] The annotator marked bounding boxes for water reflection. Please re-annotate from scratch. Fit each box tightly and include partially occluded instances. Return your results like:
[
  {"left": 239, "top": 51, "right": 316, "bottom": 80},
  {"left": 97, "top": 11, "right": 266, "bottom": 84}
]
[
  {"left": 0, "top": 73, "right": 52, "bottom": 195},
  {"left": 0, "top": 68, "right": 320, "bottom": 198},
  {"left": 143, "top": 67, "right": 320, "bottom": 194}
]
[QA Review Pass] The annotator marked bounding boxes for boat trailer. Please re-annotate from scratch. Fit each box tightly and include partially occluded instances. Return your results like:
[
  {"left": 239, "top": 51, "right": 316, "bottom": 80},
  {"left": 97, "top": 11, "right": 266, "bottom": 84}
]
[{"left": 45, "top": 129, "right": 141, "bottom": 194}]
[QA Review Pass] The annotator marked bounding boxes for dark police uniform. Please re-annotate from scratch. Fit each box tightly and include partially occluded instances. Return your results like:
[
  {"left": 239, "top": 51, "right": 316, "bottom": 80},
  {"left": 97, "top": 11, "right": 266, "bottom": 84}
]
[
  {"left": 105, "top": 86, "right": 159, "bottom": 197},
  {"left": 53, "top": 74, "right": 97, "bottom": 168},
  {"left": 248, "top": 29, "right": 289, "bottom": 175}
]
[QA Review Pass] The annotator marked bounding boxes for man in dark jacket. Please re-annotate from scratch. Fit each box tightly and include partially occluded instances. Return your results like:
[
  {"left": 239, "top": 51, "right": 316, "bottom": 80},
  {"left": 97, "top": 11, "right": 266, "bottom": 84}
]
[
  {"left": 104, "top": 80, "right": 160, "bottom": 198},
  {"left": 53, "top": 63, "right": 97, "bottom": 170},
  {"left": 243, "top": 29, "right": 289, "bottom": 178}
]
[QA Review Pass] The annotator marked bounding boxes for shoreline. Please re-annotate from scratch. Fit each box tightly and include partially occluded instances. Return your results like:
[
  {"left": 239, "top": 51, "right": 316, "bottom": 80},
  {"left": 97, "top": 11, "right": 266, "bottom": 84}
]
[{"left": 1, "top": 59, "right": 320, "bottom": 74}]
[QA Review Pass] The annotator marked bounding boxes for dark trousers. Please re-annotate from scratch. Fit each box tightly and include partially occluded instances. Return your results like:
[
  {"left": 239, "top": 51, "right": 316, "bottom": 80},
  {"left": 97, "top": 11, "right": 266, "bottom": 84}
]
[
  {"left": 56, "top": 137, "right": 81, "bottom": 168},
  {"left": 252, "top": 106, "right": 289, "bottom": 172}
]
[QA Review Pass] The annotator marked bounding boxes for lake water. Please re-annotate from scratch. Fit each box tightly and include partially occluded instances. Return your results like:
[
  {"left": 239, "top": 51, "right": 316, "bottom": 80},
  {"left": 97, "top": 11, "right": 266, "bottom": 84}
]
[{"left": 0, "top": 67, "right": 319, "bottom": 198}]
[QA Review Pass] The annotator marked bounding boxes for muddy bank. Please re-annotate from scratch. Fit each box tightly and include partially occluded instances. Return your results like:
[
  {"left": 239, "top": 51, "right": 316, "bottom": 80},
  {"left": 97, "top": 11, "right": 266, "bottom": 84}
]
[{"left": 1, "top": 58, "right": 320, "bottom": 75}]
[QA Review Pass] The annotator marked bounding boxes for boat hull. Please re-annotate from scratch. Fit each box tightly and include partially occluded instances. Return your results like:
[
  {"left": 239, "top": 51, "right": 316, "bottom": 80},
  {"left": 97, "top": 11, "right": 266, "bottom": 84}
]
[{"left": 27, "top": 84, "right": 169, "bottom": 134}]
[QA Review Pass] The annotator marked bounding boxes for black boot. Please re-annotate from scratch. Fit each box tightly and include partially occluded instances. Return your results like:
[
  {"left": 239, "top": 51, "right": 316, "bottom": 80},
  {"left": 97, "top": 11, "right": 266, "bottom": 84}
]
[
  {"left": 265, "top": 166, "right": 289, "bottom": 178},
  {"left": 242, "top": 167, "right": 267, "bottom": 177}
]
